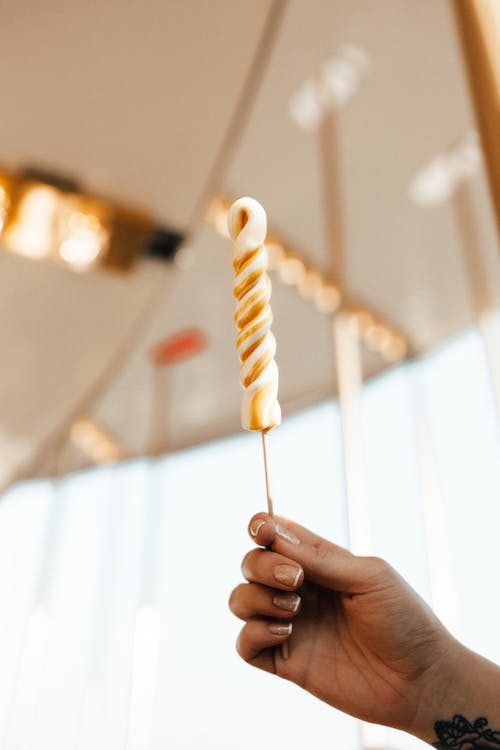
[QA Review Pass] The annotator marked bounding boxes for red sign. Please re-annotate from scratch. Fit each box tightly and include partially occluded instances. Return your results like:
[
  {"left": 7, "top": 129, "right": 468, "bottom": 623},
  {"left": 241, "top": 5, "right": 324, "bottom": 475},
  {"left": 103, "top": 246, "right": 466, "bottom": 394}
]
[{"left": 150, "top": 328, "right": 207, "bottom": 367}]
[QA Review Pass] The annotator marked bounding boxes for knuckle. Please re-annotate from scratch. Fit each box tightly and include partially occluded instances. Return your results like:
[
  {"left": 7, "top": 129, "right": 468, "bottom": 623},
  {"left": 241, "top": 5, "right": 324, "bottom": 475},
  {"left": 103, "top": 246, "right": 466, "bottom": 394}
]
[
  {"left": 364, "top": 555, "right": 392, "bottom": 579},
  {"left": 228, "top": 585, "right": 241, "bottom": 614},
  {"left": 236, "top": 629, "right": 250, "bottom": 662},
  {"left": 240, "top": 549, "right": 255, "bottom": 578},
  {"left": 228, "top": 584, "right": 248, "bottom": 619},
  {"left": 310, "top": 539, "right": 333, "bottom": 570},
  {"left": 241, "top": 548, "right": 266, "bottom": 580}
]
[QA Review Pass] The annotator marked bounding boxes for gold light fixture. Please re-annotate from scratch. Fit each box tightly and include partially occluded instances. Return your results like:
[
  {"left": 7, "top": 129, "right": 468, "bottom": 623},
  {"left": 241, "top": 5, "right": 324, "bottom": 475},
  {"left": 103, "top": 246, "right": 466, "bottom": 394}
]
[
  {"left": 352, "top": 308, "right": 408, "bottom": 362},
  {"left": 70, "top": 418, "right": 122, "bottom": 464},
  {"left": 205, "top": 195, "right": 231, "bottom": 239},
  {"left": 313, "top": 281, "right": 341, "bottom": 315},
  {"left": 380, "top": 334, "right": 408, "bottom": 363},
  {"left": 206, "top": 195, "right": 409, "bottom": 364},
  {"left": 0, "top": 175, "right": 13, "bottom": 232},
  {"left": 58, "top": 211, "right": 108, "bottom": 271},
  {"left": 277, "top": 253, "right": 306, "bottom": 286},
  {"left": 297, "top": 267, "right": 323, "bottom": 299},
  {"left": 2, "top": 180, "right": 111, "bottom": 270},
  {"left": 266, "top": 237, "right": 286, "bottom": 268},
  {"left": 0, "top": 167, "right": 158, "bottom": 272},
  {"left": 4, "top": 183, "right": 62, "bottom": 260}
]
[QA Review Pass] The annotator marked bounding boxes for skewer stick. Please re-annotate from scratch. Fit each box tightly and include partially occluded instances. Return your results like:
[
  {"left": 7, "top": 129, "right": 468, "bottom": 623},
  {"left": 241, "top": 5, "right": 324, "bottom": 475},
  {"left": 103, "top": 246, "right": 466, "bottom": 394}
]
[
  {"left": 261, "top": 431, "right": 274, "bottom": 517},
  {"left": 261, "top": 430, "right": 289, "bottom": 660}
]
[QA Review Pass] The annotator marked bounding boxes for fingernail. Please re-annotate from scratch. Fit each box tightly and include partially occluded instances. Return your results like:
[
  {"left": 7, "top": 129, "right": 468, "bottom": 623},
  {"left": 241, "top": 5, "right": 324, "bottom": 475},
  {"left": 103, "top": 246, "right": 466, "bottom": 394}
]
[
  {"left": 274, "top": 565, "right": 303, "bottom": 587},
  {"left": 273, "top": 593, "right": 301, "bottom": 612},
  {"left": 275, "top": 524, "right": 300, "bottom": 545},
  {"left": 250, "top": 519, "right": 266, "bottom": 537},
  {"left": 269, "top": 622, "right": 293, "bottom": 636}
]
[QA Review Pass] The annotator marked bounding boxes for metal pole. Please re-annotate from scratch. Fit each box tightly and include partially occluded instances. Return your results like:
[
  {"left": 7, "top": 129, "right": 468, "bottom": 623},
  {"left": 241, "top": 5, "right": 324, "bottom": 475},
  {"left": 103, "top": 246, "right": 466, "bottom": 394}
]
[
  {"left": 319, "top": 110, "right": 386, "bottom": 749},
  {"left": 451, "top": 0, "right": 500, "bottom": 243},
  {"left": 452, "top": 181, "right": 500, "bottom": 422}
]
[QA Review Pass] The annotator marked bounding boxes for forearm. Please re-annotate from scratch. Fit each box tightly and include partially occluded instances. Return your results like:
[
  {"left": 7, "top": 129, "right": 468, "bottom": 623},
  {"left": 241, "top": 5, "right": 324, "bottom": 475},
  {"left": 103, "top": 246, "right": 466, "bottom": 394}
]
[{"left": 410, "top": 641, "right": 500, "bottom": 747}]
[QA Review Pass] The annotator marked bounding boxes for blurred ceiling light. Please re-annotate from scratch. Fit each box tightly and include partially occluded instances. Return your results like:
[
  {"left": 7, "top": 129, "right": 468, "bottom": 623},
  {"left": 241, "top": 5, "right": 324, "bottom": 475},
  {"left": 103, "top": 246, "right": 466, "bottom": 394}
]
[
  {"left": 266, "top": 238, "right": 286, "bottom": 269},
  {"left": 409, "top": 131, "right": 481, "bottom": 206},
  {"left": 70, "top": 418, "right": 122, "bottom": 464},
  {"left": 352, "top": 309, "right": 375, "bottom": 334},
  {"left": 205, "top": 196, "right": 231, "bottom": 238},
  {"left": 277, "top": 254, "right": 306, "bottom": 285},
  {"left": 351, "top": 310, "right": 407, "bottom": 362},
  {"left": 381, "top": 334, "right": 408, "bottom": 363},
  {"left": 297, "top": 268, "right": 323, "bottom": 299},
  {"left": 3, "top": 185, "right": 60, "bottom": 259},
  {"left": 0, "top": 167, "right": 183, "bottom": 272},
  {"left": 289, "top": 78, "right": 325, "bottom": 132},
  {"left": 313, "top": 281, "right": 341, "bottom": 314},
  {"left": 0, "top": 184, "right": 10, "bottom": 232},
  {"left": 364, "top": 323, "right": 392, "bottom": 353},
  {"left": 320, "top": 46, "right": 369, "bottom": 107},
  {"left": 289, "top": 45, "right": 369, "bottom": 131},
  {"left": 59, "top": 212, "right": 108, "bottom": 271}
]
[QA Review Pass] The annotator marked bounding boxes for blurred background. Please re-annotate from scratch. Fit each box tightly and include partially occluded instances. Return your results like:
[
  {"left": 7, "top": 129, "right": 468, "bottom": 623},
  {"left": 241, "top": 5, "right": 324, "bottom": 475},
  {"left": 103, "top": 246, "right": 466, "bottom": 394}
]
[{"left": 0, "top": 0, "right": 499, "bottom": 747}]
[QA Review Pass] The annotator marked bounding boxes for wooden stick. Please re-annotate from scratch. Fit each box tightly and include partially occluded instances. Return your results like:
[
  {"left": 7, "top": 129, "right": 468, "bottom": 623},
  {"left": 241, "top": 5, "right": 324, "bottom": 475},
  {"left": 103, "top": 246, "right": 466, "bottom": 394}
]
[
  {"left": 261, "top": 431, "right": 274, "bottom": 517},
  {"left": 261, "top": 430, "right": 289, "bottom": 660}
]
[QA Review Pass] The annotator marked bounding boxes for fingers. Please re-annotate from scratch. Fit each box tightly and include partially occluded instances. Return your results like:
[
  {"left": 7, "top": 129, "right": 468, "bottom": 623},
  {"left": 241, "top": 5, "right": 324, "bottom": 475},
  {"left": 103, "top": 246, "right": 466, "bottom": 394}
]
[
  {"left": 229, "top": 582, "right": 301, "bottom": 620},
  {"left": 249, "top": 515, "right": 276, "bottom": 547},
  {"left": 241, "top": 548, "right": 304, "bottom": 591},
  {"left": 236, "top": 618, "right": 293, "bottom": 670},
  {"left": 248, "top": 513, "right": 385, "bottom": 595}
]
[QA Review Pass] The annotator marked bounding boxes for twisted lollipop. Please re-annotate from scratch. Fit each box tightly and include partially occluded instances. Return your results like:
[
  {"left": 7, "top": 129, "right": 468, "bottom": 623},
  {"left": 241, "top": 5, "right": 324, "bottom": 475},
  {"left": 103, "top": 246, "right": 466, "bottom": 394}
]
[
  {"left": 228, "top": 197, "right": 287, "bottom": 659},
  {"left": 228, "top": 197, "right": 281, "bottom": 433}
]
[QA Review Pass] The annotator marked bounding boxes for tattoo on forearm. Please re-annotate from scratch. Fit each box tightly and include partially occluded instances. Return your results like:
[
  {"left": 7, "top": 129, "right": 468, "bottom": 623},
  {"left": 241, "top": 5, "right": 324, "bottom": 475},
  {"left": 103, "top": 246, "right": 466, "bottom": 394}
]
[{"left": 432, "top": 715, "right": 500, "bottom": 748}]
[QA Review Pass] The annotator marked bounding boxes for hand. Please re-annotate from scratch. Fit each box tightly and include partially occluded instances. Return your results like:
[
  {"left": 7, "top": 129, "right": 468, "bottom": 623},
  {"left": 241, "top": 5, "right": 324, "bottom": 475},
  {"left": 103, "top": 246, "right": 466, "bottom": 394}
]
[{"left": 229, "top": 514, "right": 461, "bottom": 738}]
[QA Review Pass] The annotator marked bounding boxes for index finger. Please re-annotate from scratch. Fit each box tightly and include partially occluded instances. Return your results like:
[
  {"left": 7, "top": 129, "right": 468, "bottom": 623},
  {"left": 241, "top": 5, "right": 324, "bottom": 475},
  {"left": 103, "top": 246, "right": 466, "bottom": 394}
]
[{"left": 247, "top": 513, "right": 374, "bottom": 595}]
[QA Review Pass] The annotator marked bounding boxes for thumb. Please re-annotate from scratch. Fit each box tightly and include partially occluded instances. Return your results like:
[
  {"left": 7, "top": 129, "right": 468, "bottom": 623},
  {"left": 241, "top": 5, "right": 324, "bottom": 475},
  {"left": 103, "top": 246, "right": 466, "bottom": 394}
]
[{"left": 248, "top": 513, "right": 377, "bottom": 595}]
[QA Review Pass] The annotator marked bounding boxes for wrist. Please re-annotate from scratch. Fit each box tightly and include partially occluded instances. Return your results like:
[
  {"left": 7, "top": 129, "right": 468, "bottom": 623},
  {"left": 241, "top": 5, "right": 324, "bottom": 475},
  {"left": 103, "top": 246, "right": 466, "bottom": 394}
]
[
  {"left": 408, "top": 639, "right": 500, "bottom": 746},
  {"left": 408, "top": 637, "right": 469, "bottom": 744}
]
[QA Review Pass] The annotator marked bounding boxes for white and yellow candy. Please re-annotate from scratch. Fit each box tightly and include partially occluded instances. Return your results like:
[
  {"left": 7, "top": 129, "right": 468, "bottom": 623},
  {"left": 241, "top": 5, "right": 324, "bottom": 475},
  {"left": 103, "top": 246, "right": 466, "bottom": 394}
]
[{"left": 228, "top": 197, "right": 281, "bottom": 432}]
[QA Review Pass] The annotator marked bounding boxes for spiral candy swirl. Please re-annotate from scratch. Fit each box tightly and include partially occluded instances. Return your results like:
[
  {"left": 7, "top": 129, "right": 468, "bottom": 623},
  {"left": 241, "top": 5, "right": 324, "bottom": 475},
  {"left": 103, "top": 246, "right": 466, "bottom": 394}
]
[{"left": 228, "top": 197, "right": 281, "bottom": 432}]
